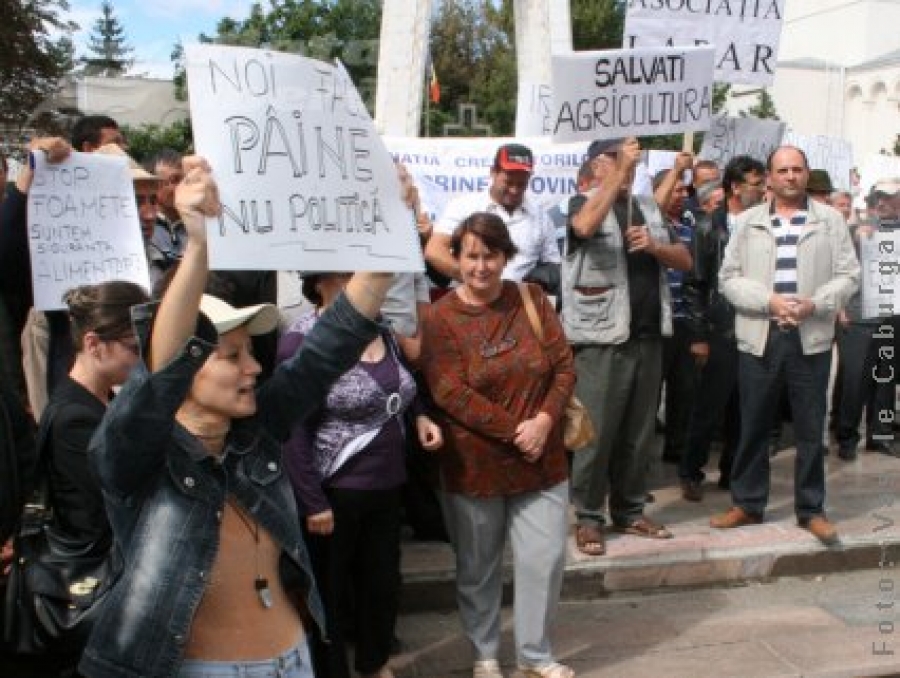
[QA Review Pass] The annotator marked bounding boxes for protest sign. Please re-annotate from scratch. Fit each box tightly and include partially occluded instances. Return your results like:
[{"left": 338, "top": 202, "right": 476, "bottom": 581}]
[
  {"left": 623, "top": 0, "right": 786, "bottom": 86},
  {"left": 782, "top": 130, "right": 854, "bottom": 191},
  {"left": 28, "top": 151, "right": 150, "bottom": 311},
  {"left": 860, "top": 221, "right": 900, "bottom": 320},
  {"left": 184, "top": 44, "right": 423, "bottom": 272},
  {"left": 384, "top": 137, "right": 675, "bottom": 219},
  {"left": 699, "top": 114, "right": 785, "bottom": 166},
  {"left": 550, "top": 46, "right": 716, "bottom": 143},
  {"left": 516, "top": 81, "right": 554, "bottom": 137}
]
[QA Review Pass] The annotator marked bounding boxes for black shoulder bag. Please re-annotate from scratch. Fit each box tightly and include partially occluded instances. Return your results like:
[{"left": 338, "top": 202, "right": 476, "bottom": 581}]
[{"left": 2, "top": 402, "right": 121, "bottom": 655}]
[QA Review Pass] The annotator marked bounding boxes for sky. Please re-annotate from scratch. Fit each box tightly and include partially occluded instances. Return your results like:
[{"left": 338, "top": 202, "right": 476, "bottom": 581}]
[{"left": 65, "top": 0, "right": 253, "bottom": 79}]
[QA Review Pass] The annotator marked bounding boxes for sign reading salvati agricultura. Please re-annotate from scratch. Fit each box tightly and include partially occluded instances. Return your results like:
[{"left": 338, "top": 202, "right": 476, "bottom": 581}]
[
  {"left": 28, "top": 151, "right": 150, "bottom": 311},
  {"left": 184, "top": 44, "right": 423, "bottom": 272},
  {"left": 624, "top": 0, "right": 786, "bottom": 86},
  {"left": 551, "top": 45, "right": 716, "bottom": 143}
]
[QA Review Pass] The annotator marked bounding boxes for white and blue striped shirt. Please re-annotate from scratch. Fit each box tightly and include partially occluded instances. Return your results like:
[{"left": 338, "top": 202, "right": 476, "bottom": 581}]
[{"left": 772, "top": 211, "right": 806, "bottom": 295}]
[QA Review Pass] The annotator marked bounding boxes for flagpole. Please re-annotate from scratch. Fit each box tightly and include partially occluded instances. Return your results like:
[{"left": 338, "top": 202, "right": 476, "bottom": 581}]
[
  {"left": 425, "top": 78, "right": 431, "bottom": 137},
  {"left": 424, "top": 56, "right": 431, "bottom": 138}
]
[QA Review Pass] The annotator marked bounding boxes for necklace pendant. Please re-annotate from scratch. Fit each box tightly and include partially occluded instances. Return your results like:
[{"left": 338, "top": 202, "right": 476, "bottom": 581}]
[{"left": 255, "top": 577, "right": 273, "bottom": 609}]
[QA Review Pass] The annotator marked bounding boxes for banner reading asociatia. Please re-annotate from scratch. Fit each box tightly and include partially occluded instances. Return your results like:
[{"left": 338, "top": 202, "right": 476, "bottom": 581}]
[
  {"left": 550, "top": 45, "right": 716, "bottom": 143},
  {"left": 624, "top": 0, "right": 786, "bottom": 86},
  {"left": 184, "top": 44, "right": 423, "bottom": 272}
]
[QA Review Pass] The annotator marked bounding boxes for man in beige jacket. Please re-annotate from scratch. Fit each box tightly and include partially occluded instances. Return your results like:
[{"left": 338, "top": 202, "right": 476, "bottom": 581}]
[{"left": 710, "top": 145, "right": 859, "bottom": 545}]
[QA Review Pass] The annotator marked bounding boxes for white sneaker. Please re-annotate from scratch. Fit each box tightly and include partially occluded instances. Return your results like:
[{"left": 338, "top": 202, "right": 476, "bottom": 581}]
[{"left": 473, "top": 659, "right": 505, "bottom": 678}]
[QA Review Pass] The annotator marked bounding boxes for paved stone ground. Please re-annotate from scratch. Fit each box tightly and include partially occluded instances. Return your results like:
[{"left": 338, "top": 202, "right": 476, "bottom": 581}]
[
  {"left": 399, "top": 442, "right": 900, "bottom": 611},
  {"left": 391, "top": 568, "right": 900, "bottom": 678}
]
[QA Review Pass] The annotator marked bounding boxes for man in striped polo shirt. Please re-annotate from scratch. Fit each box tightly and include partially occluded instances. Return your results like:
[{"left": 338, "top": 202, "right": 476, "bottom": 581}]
[{"left": 710, "top": 146, "right": 860, "bottom": 545}]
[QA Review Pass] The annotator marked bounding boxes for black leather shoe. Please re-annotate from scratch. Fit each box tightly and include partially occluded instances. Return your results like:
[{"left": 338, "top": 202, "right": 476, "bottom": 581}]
[
  {"left": 680, "top": 479, "right": 703, "bottom": 502},
  {"left": 837, "top": 445, "right": 857, "bottom": 461}
]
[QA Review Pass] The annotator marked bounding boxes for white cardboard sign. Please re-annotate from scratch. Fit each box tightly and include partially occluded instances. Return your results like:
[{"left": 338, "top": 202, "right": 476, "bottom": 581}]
[
  {"left": 550, "top": 46, "right": 716, "bottom": 143},
  {"left": 782, "top": 130, "right": 854, "bottom": 191},
  {"left": 184, "top": 44, "right": 423, "bottom": 272},
  {"left": 623, "top": 0, "right": 786, "bottom": 86},
  {"left": 699, "top": 114, "right": 786, "bottom": 166},
  {"left": 28, "top": 151, "right": 150, "bottom": 311},
  {"left": 515, "top": 81, "right": 555, "bottom": 137}
]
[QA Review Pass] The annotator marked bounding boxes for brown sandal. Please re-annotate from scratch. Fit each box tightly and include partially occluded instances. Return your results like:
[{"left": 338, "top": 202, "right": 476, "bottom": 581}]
[
  {"left": 575, "top": 524, "right": 606, "bottom": 556},
  {"left": 614, "top": 516, "right": 673, "bottom": 540}
]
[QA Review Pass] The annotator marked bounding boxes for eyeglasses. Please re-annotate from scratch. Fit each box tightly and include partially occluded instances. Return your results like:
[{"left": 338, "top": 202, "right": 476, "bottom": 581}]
[{"left": 136, "top": 194, "right": 158, "bottom": 207}]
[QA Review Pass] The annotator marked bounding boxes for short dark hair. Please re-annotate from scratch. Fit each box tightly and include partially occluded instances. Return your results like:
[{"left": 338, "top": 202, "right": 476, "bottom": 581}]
[
  {"left": 63, "top": 281, "right": 150, "bottom": 351},
  {"left": 301, "top": 274, "right": 323, "bottom": 307},
  {"left": 651, "top": 168, "right": 686, "bottom": 192},
  {"left": 722, "top": 155, "right": 766, "bottom": 197},
  {"left": 451, "top": 212, "right": 518, "bottom": 261},
  {"left": 144, "top": 148, "right": 182, "bottom": 174},
  {"left": 71, "top": 115, "right": 119, "bottom": 151},
  {"left": 766, "top": 145, "right": 809, "bottom": 172}
]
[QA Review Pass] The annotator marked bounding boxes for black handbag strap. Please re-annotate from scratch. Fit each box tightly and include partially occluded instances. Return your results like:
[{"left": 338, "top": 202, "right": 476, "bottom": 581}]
[{"left": 13, "top": 403, "right": 59, "bottom": 538}]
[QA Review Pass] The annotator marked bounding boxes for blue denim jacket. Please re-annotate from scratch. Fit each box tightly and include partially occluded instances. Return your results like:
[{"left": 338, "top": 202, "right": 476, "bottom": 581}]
[{"left": 79, "top": 293, "right": 379, "bottom": 678}]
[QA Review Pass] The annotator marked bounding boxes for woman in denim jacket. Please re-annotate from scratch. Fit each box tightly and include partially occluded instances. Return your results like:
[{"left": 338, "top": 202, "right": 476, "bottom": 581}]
[{"left": 79, "top": 157, "right": 395, "bottom": 678}]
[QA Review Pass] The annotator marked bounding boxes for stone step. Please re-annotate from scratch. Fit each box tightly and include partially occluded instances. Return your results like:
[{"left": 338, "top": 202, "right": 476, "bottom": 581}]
[{"left": 399, "top": 444, "right": 900, "bottom": 612}]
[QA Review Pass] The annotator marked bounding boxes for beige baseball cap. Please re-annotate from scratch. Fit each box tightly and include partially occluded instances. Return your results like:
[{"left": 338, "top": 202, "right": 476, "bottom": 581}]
[{"left": 199, "top": 294, "right": 280, "bottom": 336}]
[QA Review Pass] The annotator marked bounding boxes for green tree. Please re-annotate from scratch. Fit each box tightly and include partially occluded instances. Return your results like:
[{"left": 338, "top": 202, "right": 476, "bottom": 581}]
[
  {"left": 571, "top": 0, "right": 626, "bottom": 51},
  {"left": 176, "top": 1, "right": 382, "bottom": 109},
  {"left": 742, "top": 88, "right": 779, "bottom": 120},
  {"left": 122, "top": 119, "right": 193, "bottom": 162},
  {"left": 427, "top": 0, "right": 517, "bottom": 136},
  {"left": 894, "top": 134, "right": 900, "bottom": 156},
  {"left": 0, "top": 0, "right": 76, "bottom": 129},
  {"left": 81, "top": 1, "right": 134, "bottom": 76}
]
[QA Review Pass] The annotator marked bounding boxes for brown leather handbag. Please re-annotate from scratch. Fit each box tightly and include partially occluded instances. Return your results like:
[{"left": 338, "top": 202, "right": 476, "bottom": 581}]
[{"left": 517, "top": 283, "right": 596, "bottom": 451}]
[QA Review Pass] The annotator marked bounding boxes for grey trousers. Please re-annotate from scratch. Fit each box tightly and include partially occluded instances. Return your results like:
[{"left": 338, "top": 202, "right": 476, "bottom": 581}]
[
  {"left": 571, "top": 339, "right": 663, "bottom": 528},
  {"left": 441, "top": 481, "right": 569, "bottom": 668}
]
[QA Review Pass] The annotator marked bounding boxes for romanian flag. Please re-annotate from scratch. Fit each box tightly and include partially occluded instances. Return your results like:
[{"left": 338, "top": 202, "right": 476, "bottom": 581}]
[{"left": 429, "top": 62, "right": 440, "bottom": 104}]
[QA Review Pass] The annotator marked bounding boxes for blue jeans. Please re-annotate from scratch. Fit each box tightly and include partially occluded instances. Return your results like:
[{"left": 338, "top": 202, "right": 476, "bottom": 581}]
[
  {"left": 731, "top": 328, "right": 832, "bottom": 520},
  {"left": 177, "top": 640, "right": 313, "bottom": 678}
]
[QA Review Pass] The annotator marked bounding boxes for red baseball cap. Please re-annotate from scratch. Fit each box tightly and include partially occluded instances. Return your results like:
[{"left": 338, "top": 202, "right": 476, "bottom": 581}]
[{"left": 494, "top": 144, "right": 534, "bottom": 173}]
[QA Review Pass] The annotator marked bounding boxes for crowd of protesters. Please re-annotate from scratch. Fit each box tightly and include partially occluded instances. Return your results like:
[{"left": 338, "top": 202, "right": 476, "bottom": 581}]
[{"left": 0, "top": 113, "right": 898, "bottom": 678}]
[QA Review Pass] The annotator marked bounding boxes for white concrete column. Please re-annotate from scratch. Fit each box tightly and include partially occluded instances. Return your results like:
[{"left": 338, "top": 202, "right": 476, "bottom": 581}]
[
  {"left": 374, "top": 0, "right": 433, "bottom": 136},
  {"left": 514, "top": 0, "right": 572, "bottom": 136},
  {"left": 548, "top": 0, "right": 573, "bottom": 55}
]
